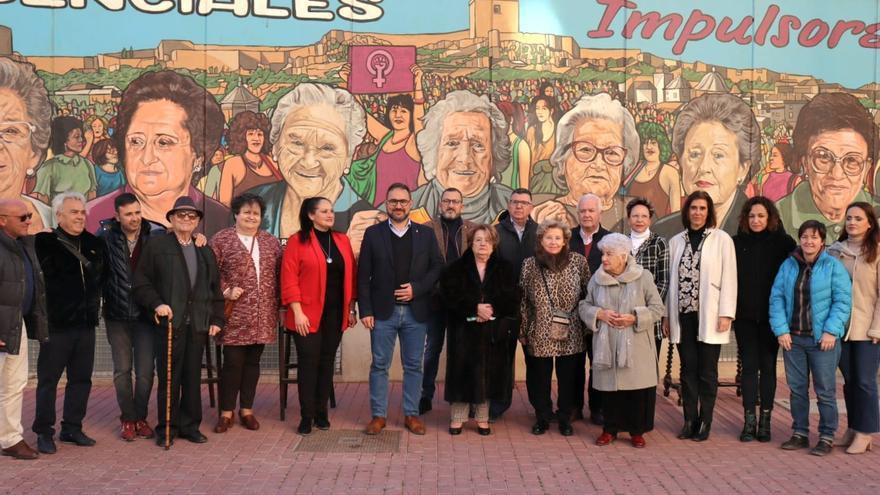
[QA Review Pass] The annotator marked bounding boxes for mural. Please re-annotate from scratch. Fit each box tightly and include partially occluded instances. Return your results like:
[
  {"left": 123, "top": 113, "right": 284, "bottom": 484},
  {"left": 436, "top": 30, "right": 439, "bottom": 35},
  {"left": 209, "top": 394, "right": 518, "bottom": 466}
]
[{"left": 3, "top": 0, "right": 880, "bottom": 247}]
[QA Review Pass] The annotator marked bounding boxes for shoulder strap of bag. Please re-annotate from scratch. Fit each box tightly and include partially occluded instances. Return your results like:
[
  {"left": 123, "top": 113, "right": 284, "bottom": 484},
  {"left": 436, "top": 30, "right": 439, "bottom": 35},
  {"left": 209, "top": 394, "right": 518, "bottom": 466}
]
[
  {"left": 55, "top": 233, "right": 90, "bottom": 268},
  {"left": 538, "top": 266, "right": 555, "bottom": 308}
]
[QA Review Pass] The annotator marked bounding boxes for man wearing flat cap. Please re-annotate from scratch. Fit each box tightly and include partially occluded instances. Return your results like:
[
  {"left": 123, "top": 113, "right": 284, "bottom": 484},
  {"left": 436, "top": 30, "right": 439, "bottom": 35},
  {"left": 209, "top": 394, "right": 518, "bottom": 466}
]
[{"left": 132, "top": 196, "right": 224, "bottom": 447}]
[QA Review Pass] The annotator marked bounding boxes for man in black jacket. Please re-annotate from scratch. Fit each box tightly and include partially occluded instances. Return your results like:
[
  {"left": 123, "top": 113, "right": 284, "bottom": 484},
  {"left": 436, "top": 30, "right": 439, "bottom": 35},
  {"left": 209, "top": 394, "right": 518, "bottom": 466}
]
[
  {"left": 133, "top": 196, "right": 224, "bottom": 447},
  {"left": 358, "top": 183, "right": 443, "bottom": 436},
  {"left": 491, "top": 188, "right": 538, "bottom": 420},
  {"left": 0, "top": 199, "right": 48, "bottom": 460},
  {"left": 96, "top": 193, "right": 164, "bottom": 442},
  {"left": 568, "top": 193, "right": 608, "bottom": 425},
  {"left": 32, "top": 192, "right": 105, "bottom": 454}
]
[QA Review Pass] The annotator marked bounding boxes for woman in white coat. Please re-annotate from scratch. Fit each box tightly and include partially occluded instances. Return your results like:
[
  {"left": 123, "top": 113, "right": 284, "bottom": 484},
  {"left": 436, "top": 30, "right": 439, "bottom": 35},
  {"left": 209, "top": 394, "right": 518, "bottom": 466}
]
[{"left": 664, "top": 190, "right": 737, "bottom": 442}]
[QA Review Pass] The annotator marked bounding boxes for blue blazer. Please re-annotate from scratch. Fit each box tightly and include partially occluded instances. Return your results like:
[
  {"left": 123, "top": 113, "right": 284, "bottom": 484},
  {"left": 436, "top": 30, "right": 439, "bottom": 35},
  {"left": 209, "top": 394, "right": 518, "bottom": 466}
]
[
  {"left": 769, "top": 250, "right": 852, "bottom": 342},
  {"left": 357, "top": 221, "right": 443, "bottom": 322}
]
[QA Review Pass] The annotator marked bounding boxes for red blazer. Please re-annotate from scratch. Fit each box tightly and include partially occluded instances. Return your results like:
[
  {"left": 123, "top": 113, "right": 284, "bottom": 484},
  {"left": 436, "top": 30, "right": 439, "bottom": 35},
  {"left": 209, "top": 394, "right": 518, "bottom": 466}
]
[{"left": 281, "top": 230, "right": 357, "bottom": 333}]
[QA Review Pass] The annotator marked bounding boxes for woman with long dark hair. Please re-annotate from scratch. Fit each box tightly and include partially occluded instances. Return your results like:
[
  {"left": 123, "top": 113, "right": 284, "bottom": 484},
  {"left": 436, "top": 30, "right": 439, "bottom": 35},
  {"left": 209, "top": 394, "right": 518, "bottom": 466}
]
[
  {"left": 525, "top": 94, "right": 558, "bottom": 168},
  {"left": 665, "top": 190, "right": 737, "bottom": 442},
  {"left": 828, "top": 202, "right": 880, "bottom": 454},
  {"left": 733, "top": 196, "right": 796, "bottom": 442},
  {"left": 281, "top": 197, "right": 358, "bottom": 435}
]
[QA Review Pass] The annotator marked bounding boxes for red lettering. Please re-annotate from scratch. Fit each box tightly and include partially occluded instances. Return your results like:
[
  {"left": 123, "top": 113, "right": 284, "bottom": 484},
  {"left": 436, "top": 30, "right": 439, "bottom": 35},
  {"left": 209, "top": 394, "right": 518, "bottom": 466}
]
[
  {"left": 622, "top": 10, "right": 683, "bottom": 40},
  {"left": 754, "top": 4, "right": 780, "bottom": 45},
  {"left": 588, "top": 0, "right": 637, "bottom": 38},
  {"left": 672, "top": 9, "right": 716, "bottom": 55},
  {"left": 797, "top": 19, "right": 830, "bottom": 47},
  {"left": 770, "top": 15, "right": 801, "bottom": 48},
  {"left": 716, "top": 16, "right": 754, "bottom": 44},
  {"left": 828, "top": 20, "right": 865, "bottom": 48},
  {"left": 860, "top": 23, "right": 880, "bottom": 48}
]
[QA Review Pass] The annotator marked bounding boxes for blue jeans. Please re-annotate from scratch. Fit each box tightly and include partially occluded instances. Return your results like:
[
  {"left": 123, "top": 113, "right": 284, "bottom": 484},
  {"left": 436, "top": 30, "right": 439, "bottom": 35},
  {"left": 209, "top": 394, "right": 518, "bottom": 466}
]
[
  {"left": 783, "top": 334, "right": 841, "bottom": 439},
  {"left": 839, "top": 340, "right": 880, "bottom": 434},
  {"left": 421, "top": 311, "right": 446, "bottom": 401},
  {"left": 370, "top": 305, "right": 427, "bottom": 417}
]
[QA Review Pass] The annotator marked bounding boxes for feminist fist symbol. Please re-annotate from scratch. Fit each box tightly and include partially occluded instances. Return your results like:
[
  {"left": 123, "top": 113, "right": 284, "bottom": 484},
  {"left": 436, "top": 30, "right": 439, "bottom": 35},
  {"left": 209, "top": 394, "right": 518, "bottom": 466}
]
[{"left": 366, "top": 49, "right": 394, "bottom": 89}]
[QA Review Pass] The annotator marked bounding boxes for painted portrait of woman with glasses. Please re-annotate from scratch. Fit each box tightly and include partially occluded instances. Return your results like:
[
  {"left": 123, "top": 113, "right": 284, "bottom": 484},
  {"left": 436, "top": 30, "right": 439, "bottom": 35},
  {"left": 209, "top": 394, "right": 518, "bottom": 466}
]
[
  {"left": 530, "top": 93, "right": 640, "bottom": 232},
  {"left": 777, "top": 92, "right": 878, "bottom": 244}
]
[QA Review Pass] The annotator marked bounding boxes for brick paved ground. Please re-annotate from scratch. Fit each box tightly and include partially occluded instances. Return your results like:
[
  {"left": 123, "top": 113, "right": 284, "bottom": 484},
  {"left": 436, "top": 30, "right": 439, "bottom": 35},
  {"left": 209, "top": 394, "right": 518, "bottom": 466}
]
[{"left": 7, "top": 379, "right": 880, "bottom": 494}]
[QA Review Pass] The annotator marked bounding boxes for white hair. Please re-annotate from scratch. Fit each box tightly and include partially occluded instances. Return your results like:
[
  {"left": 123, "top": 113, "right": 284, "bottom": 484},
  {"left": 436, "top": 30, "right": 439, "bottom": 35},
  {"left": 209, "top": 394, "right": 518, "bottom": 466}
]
[
  {"left": 578, "top": 193, "right": 602, "bottom": 208},
  {"left": 416, "top": 90, "right": 511, "bottom": 181},
  {"left": 52, "top": 191, "right": 87, "bottom": 216},
  {"left": 549, "top": 93, "right": 640, "bottom": 190},
  {"left": 597, "top": 232, "right": 632, "bottom": 256},
  {"left": 269, "top": 83, "right": 367, "bottom": 163}
]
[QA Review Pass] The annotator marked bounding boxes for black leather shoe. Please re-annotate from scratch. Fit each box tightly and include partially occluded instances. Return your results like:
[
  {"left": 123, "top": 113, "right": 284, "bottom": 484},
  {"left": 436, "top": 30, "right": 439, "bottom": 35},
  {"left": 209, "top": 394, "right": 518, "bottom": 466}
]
[
  {"left": 297, "top": 418, "right": 313, "bottom": 436},
  {"left": 315, "top": 413, "right": 330, "bottom": 430},
  {"left": 477, "top": 426, "right": 491, "bottom": 436},
  {"left": 677, "top": 421, "right": 696, "bottom": 440},
  {"left": 740, "top": 410, "right": 757, "bottom": 442},
  {"left": 810, "top": 438, "right": 833, "bottom": 456},
  {"left": 531, "top": 419, "right": 549, "bottom": 435},
  {"left": 756, "top": 409, "right": 772, "bottom": 443},
  {"left": 590, "top": 411, "right": 604, "bottom": 426},
  {"left": 559, "top": 421, "right": 574, "bottom": 436},
  {"left": 692, "top": 422, "right": 712, "bottom": 442},
  {"left": 59, "top": 430, "right": 96, "bottom": 447},
  {"left": 448, "top": 426, "right": 463, "bottom": 435},
  {"left": 179, "top": 430, "right": 208, "bottom": 443},
  {"left": 781, "top": 434, "right": 809, "bottom": 450},
  {"left": 419, "top": 397, "right": 432, "bottom": 415},
  {"left": 37, "top": 434, "right": 56, "bottom": 454}
]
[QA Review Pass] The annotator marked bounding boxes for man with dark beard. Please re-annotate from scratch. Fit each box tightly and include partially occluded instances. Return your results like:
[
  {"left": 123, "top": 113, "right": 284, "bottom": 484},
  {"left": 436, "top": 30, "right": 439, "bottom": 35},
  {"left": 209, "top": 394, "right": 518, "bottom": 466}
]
[{"left": 419, "top": 187, "right": 476, "bottom": 414}]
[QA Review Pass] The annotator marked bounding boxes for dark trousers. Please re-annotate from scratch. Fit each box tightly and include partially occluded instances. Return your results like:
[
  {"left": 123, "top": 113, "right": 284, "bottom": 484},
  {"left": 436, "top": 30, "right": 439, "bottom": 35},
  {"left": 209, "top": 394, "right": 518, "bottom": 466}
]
[
  {"left": 489, "top": 335, "right": 518, "bottom": 417},
  {"left": 677, "top": 313, "right": 721, "bottom": 423},
  {"left": 33, "top": 326, "right": 96, "bottom": 436},
  {"left": 293, "top": 325, "right": 342, "bottom": 420},
  {"left": 106, "top": 319, "right": 155, "bottom": 422},
  {"left": 734, "top": 319, "right": 779, "bottom": 411},
  {"left": 603, "top": 387, "right": 656, "bottom": 436},
  {"left": 155, "top": 324, "right": 206, "bottom": 439},
  {"left": 840, "top": 340, "right": 880, "bottom": 434},
  {"left": 574, "top": 338, "right": 603, "bottom": 415},
  {"left": 220, "top": 344, "right": 265, "bottom": 411},
  {"left": 525, "top": 352, "right": 579, "bottom": 422},
  {"left": 421, "top": 311, "right": 446, "bottom": 401}
]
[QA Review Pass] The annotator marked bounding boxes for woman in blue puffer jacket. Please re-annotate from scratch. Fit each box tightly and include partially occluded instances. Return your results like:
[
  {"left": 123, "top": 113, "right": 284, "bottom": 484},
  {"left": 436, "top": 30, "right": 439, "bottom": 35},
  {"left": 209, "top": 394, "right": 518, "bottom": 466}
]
[{"left": 769, "top": 220, "right": 852, "bottom": 457}]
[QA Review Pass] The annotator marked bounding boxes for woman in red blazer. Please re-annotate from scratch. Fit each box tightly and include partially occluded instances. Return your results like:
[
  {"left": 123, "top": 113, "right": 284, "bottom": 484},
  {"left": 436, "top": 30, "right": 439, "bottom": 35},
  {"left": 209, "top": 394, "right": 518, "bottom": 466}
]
[{"left": 281, "top": 197, "right": 357, "bottom": 435}]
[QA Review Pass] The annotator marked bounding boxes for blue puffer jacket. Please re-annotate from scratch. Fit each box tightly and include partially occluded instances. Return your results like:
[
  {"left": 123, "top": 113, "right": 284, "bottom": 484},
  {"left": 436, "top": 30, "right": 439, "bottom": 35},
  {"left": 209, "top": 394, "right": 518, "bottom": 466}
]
[{"left": 769, "top": 250, "right": 852, "bottom": 342}]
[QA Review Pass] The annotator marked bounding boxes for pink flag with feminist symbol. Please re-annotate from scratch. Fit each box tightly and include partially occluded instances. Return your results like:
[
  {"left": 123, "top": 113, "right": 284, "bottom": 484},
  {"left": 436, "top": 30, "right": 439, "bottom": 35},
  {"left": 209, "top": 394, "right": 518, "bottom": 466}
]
[{"left": 348, "top": 45, "right": 416, "bottom": 95}]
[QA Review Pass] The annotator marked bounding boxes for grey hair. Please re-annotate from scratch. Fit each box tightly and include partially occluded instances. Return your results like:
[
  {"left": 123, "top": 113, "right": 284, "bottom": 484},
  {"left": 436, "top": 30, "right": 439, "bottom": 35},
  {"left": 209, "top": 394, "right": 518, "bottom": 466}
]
[
  {"left": 578, "top": 193, "right": 602, "bottom": 208},
  {"left": 536, "top": 218, "right": 572, "bottom": 243},
  {"left": 416, "top": 90, "right": 511, "bottom": 182},
  {"left": 52, "top": 191, "right": 87, "bottom": 216},
  {"left": 597, "top": 232, "right": 632, "bottom": 256},
  {"left": 671, "top": 93, "right": 762, "bottom": 181},
  {"left": 549, "top": 93, "right": 640, "bottom": 191},
  {"left": 269, "top": 83, "right": 367, "bottom": 163},
  {"left": 0, "top": 58, "right": 52, "bottom": 160}
]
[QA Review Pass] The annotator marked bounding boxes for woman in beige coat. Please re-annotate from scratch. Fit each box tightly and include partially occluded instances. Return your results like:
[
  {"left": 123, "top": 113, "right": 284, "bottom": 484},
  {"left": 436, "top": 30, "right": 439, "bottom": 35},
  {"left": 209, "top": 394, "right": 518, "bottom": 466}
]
[
  {"left": 579, "top": 233, "right": 665, "bottom": 448},
  {"left": 827, "top": 201, "right": 880, "bottom": 454}
]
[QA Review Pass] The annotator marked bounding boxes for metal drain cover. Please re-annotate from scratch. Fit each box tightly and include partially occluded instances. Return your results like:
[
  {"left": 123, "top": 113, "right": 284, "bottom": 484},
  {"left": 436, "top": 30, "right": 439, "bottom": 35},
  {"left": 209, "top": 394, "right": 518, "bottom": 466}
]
[{"left": 293, "top": 429, "right": 401, "bottom": 453}]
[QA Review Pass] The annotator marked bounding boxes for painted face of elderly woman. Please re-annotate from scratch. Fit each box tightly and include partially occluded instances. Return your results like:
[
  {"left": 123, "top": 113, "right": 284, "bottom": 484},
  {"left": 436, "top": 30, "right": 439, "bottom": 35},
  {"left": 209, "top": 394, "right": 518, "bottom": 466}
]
[
  {"left": 275, "top": 104, "right": 349, "bottom": 199},
  {"left": 674, "top": 94, "right": 759, "bottom": 222}
]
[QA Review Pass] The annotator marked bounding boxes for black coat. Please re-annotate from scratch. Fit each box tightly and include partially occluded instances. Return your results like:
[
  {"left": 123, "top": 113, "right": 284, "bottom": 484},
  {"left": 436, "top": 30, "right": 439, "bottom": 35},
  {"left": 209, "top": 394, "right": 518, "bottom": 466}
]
[
  {"left": 35, "top": 228, "right": 105, "bottom": 331},
  {"left": 0, "top": 233, "right": 48, "bottom": 354},
  {"left": 440, "top": 251, "right": 518, "bottom": 404},
  {"left": 733, "top": 228, "right": 797, "bottom": 324},
  {"left": 494, "top": 211, "right": 537, "bottom": 276},
  {"left": 569, "top": 225, "right": 611, "bottom": 274},
  {"left": 356, "top": 222, "right": 443, "bottom": 322},
  {"left": 132, "top": 233, "right": 225, "bottom": 333},
  {"left": 96, "top": 218, "right": 165, "bottom": 321}
]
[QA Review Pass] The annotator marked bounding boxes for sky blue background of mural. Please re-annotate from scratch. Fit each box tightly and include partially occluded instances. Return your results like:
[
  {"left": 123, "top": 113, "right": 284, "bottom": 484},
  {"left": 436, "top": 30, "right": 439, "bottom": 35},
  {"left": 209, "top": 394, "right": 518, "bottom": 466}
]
[{"left": 3, "top": 0, "right": 879, "bottom": 87}]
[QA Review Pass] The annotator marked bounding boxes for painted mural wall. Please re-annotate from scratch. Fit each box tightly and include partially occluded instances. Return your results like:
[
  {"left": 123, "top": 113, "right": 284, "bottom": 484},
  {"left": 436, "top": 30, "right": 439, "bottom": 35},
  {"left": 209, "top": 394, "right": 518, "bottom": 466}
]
[{"left": 2, "top": 0, "right": 880, "bottom": 248}]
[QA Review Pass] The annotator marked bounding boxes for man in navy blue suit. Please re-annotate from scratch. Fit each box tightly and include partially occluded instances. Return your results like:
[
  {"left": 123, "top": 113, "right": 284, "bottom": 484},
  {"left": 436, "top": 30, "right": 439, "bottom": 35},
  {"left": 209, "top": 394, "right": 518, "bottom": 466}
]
[{"left": 358, "top": 183, "right": 443, "bottom": 435}]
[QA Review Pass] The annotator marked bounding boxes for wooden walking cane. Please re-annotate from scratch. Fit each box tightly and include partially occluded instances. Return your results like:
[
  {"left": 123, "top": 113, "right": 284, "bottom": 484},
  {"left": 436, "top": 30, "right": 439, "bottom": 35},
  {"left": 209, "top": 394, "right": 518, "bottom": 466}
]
[{"left": 156, "top": 313, "right": 173, "bottom": 450}]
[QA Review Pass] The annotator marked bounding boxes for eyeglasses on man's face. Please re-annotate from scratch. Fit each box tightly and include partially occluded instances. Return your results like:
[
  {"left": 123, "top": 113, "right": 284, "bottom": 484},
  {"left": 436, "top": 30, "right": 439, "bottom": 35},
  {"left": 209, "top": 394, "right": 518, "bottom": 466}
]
[
  {"left": 568, "top": 141, "right": 627, "bottom": 166},
  {"left": 0, "top": 212, "right": 33, "bottom": 222},
  {"left": 386, "top": 199, "right": 411, "bottom": 207},
  {"left": 509, "top": 200, "right": 532, "bottom": 207},
  {"left": 809, "top": 146, "right": 867, "bottom": 177},
  {"left": 174, "top": 211, "right": 200, "bottom": 220},
  {"left": 440, "top": 198, "right": 462, "bottom": 206}
]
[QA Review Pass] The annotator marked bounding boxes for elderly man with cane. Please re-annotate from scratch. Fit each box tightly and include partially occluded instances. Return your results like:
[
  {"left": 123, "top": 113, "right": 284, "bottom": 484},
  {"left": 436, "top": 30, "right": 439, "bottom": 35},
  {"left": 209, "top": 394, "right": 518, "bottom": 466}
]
[{"left": 133, "top": 197, "right": 224, "bottom": 448}]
